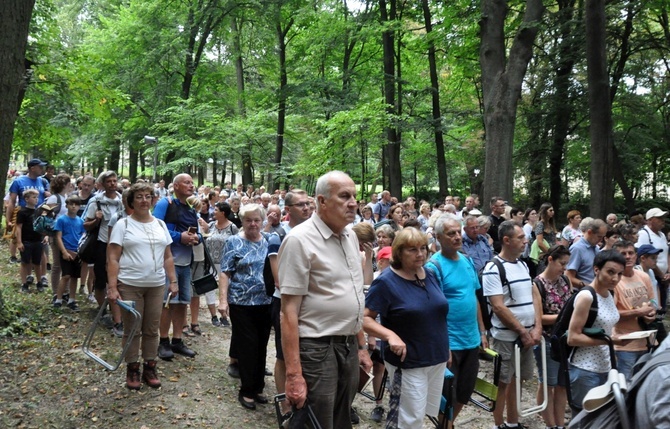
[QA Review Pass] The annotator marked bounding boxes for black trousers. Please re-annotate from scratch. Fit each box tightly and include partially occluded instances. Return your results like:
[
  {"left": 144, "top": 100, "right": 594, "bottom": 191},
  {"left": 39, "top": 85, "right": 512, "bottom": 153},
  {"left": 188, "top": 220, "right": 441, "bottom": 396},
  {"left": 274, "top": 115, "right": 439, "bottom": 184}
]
[{"left": 229, "top": 304, "right": 272, "bottom": 397}]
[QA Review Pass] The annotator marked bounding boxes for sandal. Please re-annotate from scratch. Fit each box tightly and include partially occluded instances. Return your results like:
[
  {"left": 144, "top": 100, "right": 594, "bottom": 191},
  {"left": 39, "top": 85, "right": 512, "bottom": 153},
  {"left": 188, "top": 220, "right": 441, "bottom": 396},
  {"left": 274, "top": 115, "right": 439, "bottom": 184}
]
[
  {"left": 182, "top": 325, "right": 195, "bottom": 337},
  {"left": 190, "top": 324, "right": 203, "bottom": 336}
]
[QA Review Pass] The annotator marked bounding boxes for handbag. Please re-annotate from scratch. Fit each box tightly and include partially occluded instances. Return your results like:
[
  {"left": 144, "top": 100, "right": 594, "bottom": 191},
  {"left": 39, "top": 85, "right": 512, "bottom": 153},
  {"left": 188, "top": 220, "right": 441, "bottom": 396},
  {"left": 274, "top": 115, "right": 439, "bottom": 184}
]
[
  {"left": 77, "top": 201, "right": 102, "bottom": 263},
  {"left": 192, "top": 244, "right": 218, "bottom": 295}
]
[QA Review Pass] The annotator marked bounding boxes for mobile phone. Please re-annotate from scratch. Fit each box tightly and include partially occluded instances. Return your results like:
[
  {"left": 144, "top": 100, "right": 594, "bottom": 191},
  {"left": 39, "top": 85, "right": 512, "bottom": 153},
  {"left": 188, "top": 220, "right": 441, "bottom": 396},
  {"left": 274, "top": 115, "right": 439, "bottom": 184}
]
[{"left": 188, "top": 226, "right": 197, "bottom": 234}]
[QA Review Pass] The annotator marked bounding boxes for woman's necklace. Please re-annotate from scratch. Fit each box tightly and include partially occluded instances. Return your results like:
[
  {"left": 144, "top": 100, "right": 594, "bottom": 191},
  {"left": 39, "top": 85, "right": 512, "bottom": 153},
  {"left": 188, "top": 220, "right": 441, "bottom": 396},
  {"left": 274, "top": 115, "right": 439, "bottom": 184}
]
[{"left": 140, "top": 220, "right": 158, "bottom": 272}]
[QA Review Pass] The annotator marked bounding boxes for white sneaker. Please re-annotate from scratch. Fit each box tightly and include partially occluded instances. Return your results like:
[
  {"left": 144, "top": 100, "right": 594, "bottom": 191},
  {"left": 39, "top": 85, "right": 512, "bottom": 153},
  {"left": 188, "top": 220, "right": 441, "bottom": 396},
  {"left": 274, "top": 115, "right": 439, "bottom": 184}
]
[{"left": 88, "top": 293, "right": 97, "bottom": 304}]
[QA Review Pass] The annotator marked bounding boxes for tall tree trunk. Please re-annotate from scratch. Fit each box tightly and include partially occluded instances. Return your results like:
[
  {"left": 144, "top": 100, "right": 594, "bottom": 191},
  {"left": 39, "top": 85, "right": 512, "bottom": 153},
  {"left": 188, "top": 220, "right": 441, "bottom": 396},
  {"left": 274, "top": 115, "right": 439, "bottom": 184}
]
[
  {"left": 549, "top": 0, "right": 578, "bottom": 213},
  {"left": 420, "top": 0, "right": 448, "bottom": 199},
  {"left": 0, "top": 0, "right": 36, "bottom": 223},
  {"left": 109, "top": 140, "right": 121, "bottom": 173},
  {"left": 273, "top": 18, "right": 293, "bottom": 191},
  {"left": 586, "top": 0, "right": 614, "bottom": 218},
  {"left": 232, "top": 17, "right": 252, "bottom": 188},
  {"left": 479, "top": 0, "right": 545, "bottom": 204},
  {"left": 380, "top": 0, "right": 402, "bottom": 198},
  {"left": 212, "top": 155, "right": 217, "bottom": 187},
  {"left": 129, "top": 144, "right": 138, "bottom": 182}
]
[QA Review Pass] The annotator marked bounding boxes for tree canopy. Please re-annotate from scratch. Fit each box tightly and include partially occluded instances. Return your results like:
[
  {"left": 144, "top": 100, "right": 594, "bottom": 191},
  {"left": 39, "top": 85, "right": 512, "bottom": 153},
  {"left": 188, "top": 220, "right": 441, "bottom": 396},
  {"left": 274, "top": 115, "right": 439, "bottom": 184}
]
[{"left": 4, "top": 0, "right": 670, "bottom": 217}]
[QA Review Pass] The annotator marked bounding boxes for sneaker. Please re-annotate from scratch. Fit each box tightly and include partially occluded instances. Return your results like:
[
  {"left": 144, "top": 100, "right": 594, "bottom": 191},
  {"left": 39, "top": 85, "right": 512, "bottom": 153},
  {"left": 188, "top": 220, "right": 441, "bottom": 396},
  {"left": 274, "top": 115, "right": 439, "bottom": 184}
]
[
  {"left": 53, "top": 301, "right": 63, "bottom": 309},
  {"left": 220, "top": 317, "right": 230, "bottom": 327},
  {"left": 88, "top": 293, "right": 97, "bottom": 304},
  {"left": 264, "top": 367, "right": 273, "bottom": 376},
  {"left": 171, "top": 340, "right": 196, "bottom": 358},
  {"left": 10, "top": 256, "right": 18, "bottom": 264},
  {"left": 21, "top": 283, "right": 30, "bottom": 293},
  {"left": 371, "top": 405, "right": 384, "bottom": 423},
  {"left": 211, "top": 316, "right": 221, "bottom": 327},
  {"left": 41, "top": 275, "right": 48, "bottom": 285},
  {"left": 63, "top": 293, "right": 69, "bottom": 302},
  {"left": 498, "top": 424, "right": 528, "bottom": 429},
  {"left": 158, "top": 341, "right": 174, "bottom": 361},
  {"left": 67, "top": 301, "right": 80, "bottom": 312},
  {"left": 112, "top": 322, "right": 124, "bottom": 338},
  {"left": 350, "top": 407, "right": 360, "bottom": 425},
  {"left": 26, "top": 275, "right": 34, "bottom": 284},
  {"left": 36, "top": 283, "right": 45, "bottom": 293},
  {"left": 227, "top": 363, "right": 240, "bottom": 378}
]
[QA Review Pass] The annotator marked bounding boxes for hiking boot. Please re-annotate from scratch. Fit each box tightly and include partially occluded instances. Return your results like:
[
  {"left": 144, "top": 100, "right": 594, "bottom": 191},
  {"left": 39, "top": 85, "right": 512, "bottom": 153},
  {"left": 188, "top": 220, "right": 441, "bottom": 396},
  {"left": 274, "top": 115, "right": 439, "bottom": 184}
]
[
  {"left": 36, "top": 283, "right": 45, "bottom": 293},
  {"left": 142, "top": 360, "right": 161, "bottom": 388},
  {"left": 211, "top": 316, "right": 221, "bottom": 327},
  {"left": 171, "top": 340, "right": 196, "bottom": 358},
  {"left": 112, "top": 323, "right": 124, "bottom": 338},
  {"left": 371, "top": 405, "right": 384, "bottom": 423},
  {"left": 158, "top": 341, "right": 174, "bottom": 361},
  {"left": 26, "top": 275, "right": 34, "bottom": 284},
  {"left": 21, "top": 284, "right": 30, "bottom": 293},
  {"left": 67, "top": 301, "right": 80, "bottom": 312},
  {"left": 126, "top": 362, "right": 141, "bottom": 390}
]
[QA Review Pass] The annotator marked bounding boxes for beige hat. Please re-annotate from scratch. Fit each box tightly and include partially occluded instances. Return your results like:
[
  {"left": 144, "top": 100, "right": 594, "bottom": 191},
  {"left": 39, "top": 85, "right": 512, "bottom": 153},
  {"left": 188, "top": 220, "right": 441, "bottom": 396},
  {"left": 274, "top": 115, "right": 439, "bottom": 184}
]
[{"left": 646, "top": 208, "right": 668, "bottom": 220}]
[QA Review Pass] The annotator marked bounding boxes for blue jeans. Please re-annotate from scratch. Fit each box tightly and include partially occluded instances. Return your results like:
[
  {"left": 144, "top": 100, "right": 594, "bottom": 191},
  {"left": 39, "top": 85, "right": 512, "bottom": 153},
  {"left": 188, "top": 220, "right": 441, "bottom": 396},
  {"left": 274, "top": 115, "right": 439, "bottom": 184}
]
[
  {"left": 568, "top": 364, "right": 607, "bottom": 414},
  {"left": 615, "top": 350, "right": 645, "bottom": 381}
]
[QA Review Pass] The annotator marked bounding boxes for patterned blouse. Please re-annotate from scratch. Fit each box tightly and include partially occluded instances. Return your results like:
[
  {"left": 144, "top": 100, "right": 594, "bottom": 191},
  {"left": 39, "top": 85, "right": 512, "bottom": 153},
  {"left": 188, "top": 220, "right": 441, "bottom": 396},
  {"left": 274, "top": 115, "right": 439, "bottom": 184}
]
[
  {"left": 220, "top": 234, "right": 272, "bottom": 306},
  {"left": 535, "top": 274, "right": 571, "bottom": 335},
  {"left": 205, "top": 221, "right": 238, "bottom": 272}
]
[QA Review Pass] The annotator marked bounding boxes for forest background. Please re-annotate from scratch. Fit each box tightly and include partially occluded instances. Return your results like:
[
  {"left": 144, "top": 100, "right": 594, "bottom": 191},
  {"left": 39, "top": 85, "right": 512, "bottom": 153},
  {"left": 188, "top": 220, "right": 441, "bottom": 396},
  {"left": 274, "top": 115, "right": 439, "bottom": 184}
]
[{"left": 1, "top": 0, "right": 669, "bottom": 221}]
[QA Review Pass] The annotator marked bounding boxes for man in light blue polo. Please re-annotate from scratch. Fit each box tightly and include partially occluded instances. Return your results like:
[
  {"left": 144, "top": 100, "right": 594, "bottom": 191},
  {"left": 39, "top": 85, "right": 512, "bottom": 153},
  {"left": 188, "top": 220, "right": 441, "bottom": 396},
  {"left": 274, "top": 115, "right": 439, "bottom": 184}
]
[
  {"left": 566, "top": 218, "right": 607, "bottom": 288},
  {"left": 461, "top": 215, "right": 494, "bottom": 272}
]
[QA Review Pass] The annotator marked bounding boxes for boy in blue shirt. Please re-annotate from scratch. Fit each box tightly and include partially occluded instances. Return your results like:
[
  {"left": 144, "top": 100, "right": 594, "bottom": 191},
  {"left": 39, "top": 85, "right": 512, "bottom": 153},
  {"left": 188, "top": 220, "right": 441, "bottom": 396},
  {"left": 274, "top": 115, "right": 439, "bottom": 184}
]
[{"left": 54, "top": 196, "right": 85, "bottom": 311}]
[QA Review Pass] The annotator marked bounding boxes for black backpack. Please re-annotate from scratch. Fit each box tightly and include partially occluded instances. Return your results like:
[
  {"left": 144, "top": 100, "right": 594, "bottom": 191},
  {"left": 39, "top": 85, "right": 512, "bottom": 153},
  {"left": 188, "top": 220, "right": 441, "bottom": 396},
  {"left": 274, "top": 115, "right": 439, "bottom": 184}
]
[
  {"left": 477, "top": 257, "right": 517, "bottom": 331},
  {"left": 548, "top": 286, "right": 599, "bottom": 362}
]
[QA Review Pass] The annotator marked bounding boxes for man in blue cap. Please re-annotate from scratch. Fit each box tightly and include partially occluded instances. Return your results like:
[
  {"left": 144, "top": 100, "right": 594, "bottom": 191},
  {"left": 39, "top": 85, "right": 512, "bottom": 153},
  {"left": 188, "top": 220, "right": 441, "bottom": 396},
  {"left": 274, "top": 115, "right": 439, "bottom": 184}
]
[{"left": 6, "top": 159, "right": 50, "bottom": 237}]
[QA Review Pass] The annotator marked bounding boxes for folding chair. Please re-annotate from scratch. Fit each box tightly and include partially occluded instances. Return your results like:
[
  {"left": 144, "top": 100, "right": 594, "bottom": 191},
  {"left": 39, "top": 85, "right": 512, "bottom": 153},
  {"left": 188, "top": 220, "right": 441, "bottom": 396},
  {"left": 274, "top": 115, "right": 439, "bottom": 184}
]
[
  {"left": 469, "top": 348, "right": 502, "bottom": 412},
  {"left": 82, "top": 299, "right": 141, "bottom": 371},
  {"left": 273, "top": 393, "right": 322, "bottom": 429},
  {"left": 428, "top": 367, "right": 454, "bottom": 429},
  {"left": 358, "top": 365, "right": 388, "bottom": 402}
]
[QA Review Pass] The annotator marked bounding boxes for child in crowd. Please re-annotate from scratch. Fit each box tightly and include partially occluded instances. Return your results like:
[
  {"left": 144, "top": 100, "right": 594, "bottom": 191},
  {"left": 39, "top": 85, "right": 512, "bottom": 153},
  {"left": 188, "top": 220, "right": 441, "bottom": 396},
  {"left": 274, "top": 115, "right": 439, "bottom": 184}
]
[
  {"left": 53, "top": 196, "right": 85, "bottom": 311},
  {"left": 15, "top": 189, "right": 45, "bottom": 293}
]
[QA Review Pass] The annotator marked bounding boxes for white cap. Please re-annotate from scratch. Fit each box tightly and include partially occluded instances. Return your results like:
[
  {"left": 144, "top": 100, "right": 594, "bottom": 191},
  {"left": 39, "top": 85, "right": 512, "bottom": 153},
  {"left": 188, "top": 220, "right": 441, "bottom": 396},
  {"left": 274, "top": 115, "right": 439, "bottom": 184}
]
[
  {"left": 468, "top": 209, "right": 483, "bottom": 216},
  {"left": 646, "top": 208, "right": 668, "bottom": 220}
]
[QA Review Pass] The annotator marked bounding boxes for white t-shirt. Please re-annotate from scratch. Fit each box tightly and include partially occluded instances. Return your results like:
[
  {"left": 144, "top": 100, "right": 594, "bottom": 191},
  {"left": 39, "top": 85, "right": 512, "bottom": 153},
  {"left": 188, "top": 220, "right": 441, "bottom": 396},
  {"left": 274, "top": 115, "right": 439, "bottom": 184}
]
[
  {"left": 85, "top": 192, "right": 123, "bottom": 244},
  {"left": 636, "top": 226, "right": 669, "bottom": 273},
  {"left": 109, "top": 217, "right": 172, "bottom": 287},
  {"left": 46, "top": 193, "right": 68, "bottom": 219}
]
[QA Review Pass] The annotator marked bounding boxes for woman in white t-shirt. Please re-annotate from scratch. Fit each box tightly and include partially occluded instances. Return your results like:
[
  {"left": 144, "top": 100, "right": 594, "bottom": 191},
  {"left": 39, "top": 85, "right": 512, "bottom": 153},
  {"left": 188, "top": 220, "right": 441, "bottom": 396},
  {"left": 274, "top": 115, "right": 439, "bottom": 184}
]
[
  {"left": 107, "top": 182, "right": 178, "bottom": 391},
  {"left": 566, "top": 250, "right": 628, "bottom": 415}
]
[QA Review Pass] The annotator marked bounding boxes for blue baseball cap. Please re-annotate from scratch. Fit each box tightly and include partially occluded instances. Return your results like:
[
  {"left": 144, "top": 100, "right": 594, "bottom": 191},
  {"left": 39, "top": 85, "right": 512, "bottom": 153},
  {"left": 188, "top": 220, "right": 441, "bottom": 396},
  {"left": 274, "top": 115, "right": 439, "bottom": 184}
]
[{"left": 637, "top": 244, "right": 662, "bottom": 257}]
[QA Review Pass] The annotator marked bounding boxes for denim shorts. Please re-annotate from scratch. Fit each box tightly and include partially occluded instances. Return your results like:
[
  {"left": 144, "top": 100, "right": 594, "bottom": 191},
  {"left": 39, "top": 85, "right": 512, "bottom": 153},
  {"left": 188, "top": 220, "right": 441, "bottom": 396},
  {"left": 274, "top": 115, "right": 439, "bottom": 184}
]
[
  {"left": 533, "top": 341, "right": 564, "bottom": 386},
  {"left": 164, "top": 265, "right": 192, "bottom": 304},
  {"left": 568, "top": 364, "right": 608, "bottom": 413}
]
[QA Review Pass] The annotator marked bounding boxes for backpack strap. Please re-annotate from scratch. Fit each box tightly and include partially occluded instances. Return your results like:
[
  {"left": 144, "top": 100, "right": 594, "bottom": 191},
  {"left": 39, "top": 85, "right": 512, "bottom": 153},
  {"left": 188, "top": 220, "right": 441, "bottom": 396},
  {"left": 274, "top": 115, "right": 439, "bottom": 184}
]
[{"left": 492, "top": 257, "right": 513, "bottom": 301}]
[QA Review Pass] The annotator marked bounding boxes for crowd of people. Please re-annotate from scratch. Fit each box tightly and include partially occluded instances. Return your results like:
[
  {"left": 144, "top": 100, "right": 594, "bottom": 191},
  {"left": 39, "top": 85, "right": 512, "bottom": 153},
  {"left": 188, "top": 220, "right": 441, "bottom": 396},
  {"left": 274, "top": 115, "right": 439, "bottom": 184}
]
[{"left": 5, "top": 160, "right": 670, "bottom": 428}]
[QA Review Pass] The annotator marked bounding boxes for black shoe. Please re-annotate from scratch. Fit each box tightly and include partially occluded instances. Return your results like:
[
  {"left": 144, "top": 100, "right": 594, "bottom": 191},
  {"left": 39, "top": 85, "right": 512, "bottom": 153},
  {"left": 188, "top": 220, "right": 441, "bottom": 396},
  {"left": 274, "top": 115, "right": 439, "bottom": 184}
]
[
  {"left": 238, "top": 392, "right": 256, "bottom": 410},
  {"left": 47, "top": 263, "right": 52, "bottom": 271},
  {"left": 220, "top": 317, "right": 230, "bottom": 327},
  {"left": 53, "top": 301, "right": 63, "bottom": 309},
  {"left": 171, "top": 340, "right": 196, "bottom": 358},
  {"left": 158, "top": 341, "right": 174, "bottom": 361},
  {"left": 67, "top": 301, "right": 80, "bottom": 312},
  {"left": 350, "top": 407, "right": 360, "bottom": 425},
  {"left": 254, "top": 393, "right": 269, "bottom": 404},
  {"left": 21, "top": 284, "right": 30, "bottom": 293},
  {"left": 63, "top": 293, "right": 69, "bottom": 302},
  {"left": 264, "top": 367, "right": 273, "bottom": 376},
  {"left": 371, "top": 405, "right": 384, "bottom": 423},
  {"left": 10, "top": 256, "right": 18, "bottom": 264},
  {"left": 211, "top": 316, "right": 221, "bottom": 327},
  {"left": 227, "top": 363, "right": 240, "bottom": 378},
  {"left": 36, "top": 283, "right": 45, "bottom": 293}
]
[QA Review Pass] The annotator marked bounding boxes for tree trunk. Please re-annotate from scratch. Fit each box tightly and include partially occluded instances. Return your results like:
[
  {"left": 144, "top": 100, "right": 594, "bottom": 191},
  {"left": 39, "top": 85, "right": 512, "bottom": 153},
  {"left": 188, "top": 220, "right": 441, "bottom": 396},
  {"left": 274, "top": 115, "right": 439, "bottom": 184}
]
[
  {"left": 231, "top": 17, "right": 252, "bottom": 188},
  {"left": 129, "top": 144, "right": 138, "bottom": 182},
  {"left": 0, "top": 0, "right": 36, "bottom": 223},
  {"left": 479, "top": 0, "right": 545, "bottom": 204},
  {"left": 380, "top": 0, "right": 402, "bottom": 199},
  {"left": 420, "top": 0, "right": 448, "bottom": 199},
  {"left": 586, "top": 0, "right": 614, "bottom": 218},
  {"left": 273, "top": 18, "right": 293, "bottom": 191},
  {"left": 109, "top": 139, "right": 121, "bottom": 173}
]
